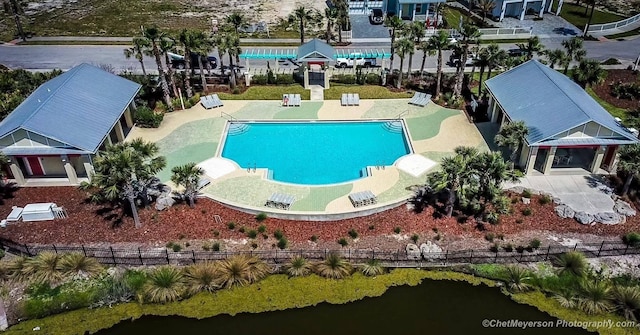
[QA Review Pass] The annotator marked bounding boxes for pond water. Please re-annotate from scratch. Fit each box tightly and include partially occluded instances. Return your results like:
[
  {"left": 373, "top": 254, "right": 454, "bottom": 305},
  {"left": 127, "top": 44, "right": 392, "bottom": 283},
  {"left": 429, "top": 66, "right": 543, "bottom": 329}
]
[{"left": 95, "top": 279, "right": 591, "bottom": 335}]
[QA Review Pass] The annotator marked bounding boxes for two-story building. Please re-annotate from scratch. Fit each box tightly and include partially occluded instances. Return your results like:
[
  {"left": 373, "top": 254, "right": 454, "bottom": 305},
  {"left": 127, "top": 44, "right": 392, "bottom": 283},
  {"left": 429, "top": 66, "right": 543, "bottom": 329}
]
[{"left": 347, "top": 0, "right": 445, "bottom": 21}]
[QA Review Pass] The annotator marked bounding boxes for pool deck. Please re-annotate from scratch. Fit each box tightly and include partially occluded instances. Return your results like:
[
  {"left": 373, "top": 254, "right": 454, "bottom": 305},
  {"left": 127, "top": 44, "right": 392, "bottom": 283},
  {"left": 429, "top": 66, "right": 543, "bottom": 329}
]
[{"left": 127, "top": 99, "right": 489, "bottom": 218}]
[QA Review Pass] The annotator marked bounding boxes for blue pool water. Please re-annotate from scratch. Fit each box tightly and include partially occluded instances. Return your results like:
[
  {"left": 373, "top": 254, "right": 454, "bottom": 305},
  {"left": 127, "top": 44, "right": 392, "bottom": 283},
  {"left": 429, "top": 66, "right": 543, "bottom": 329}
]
[{"left": 221, "top": 121, "right": 411, "bottom": 185}]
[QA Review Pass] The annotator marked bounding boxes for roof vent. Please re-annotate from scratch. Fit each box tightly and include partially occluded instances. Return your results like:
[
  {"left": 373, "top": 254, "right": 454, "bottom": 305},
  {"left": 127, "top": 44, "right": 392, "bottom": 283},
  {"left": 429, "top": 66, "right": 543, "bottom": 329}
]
[
  {"left": 47, "top": 88, "right": 51, "bottom": 92},
  {"left": 628, "top": 128, "right": 639, "bottom": 138},
  {"left": 37, "top": 99, "right": 41, "bottom": 103},
  {"left": 615, "top": 117, "right": 622, "bottom": 123}
]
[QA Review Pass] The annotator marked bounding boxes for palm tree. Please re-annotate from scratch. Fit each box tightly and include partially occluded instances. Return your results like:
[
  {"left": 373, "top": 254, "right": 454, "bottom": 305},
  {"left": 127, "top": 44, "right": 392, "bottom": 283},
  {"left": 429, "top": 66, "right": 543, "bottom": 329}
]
[
  {"left": 494, "top": 121, "right": 529, "bottom": 167},
  {"left": 553, "top": 251, "right": 588, "bottom": 277},
  {"left": 476, "top": 0, "right": 496, "bottom": 26},
  {"left": 454, "top": 23, "right": 481, "bottom": 98},
  {"left": 545, "top": 49, "right": 568, "bottom": 69},
  {"left": 405, "top": 21, "right": 425, "bottom": 79},
  {"left": 475, "top": 47, "right": 491, "bottom": 95},
  {"left": 335, "top": 0, "right": 350, "bottom": 43},
  {"left": 324, "top": 7, "right": 338, "bottom": 43},
  {"left": 427, "top": 30, "right": 450, "bottom": 98},
  {"left": 216, "top": 32, "right": 242, "bottom": 90},
  {"left": 360, "top": 259, "right": 385, "bottom": 276},
  {"left": 427, "top": 147, "right": 477, "bottom": 217},
  {"left": 417, "top": 40, "right": 435, "bottom": 79},
  {"left": 191, "top": 31, "right": 214, "bottom": 94},
  {"left": 178, "top": 29, "right": 198, "bottom": 98},
  {"left": 385, "top": 16, "right": 405, "bottom": 71},
  {"left": 159, "top": 36, "right": 179, "bottom": 97},
  {"left": 486, "top": 44, "right": 506, "bottom": 81},
  {"left": 3, "top": 0, "right": 27, "bottom": 42},
  {"left": 284, "top": 256, "right": 312, "bottom": 277},
  {"left": 578, "top": 280, "right": 612, "bottom": 315},
  {"left": 289, "top": 6, "right": 316, "bottom": 44},
  {"left": 618, "top": 143, "right": 640, "bottom": 196},
  {"left": 394, "top": 37, "right": 414, "bottom": 88},
  {"left": 80, "top": 139, "right": 166, "bottom": 228},
  {"left": 214, "top": 255, "right": 269, "bottom": 288},
  {"left": 226, "top": 12, "right": 248, "bottom": 35},
  {"left": 142, "top": 266, "right": 185, "bottom": 303},
  {"left": 572, "top": 59, "right": 605, "bottom": 88},
  {"left": 143, "top": 26, "right": 173, "bottom": 109},
  {"left": 516, "top": 36, "right": 545, "bottom": 60},
  {"left": 613, "top": 286, "right": 640, "bottom": 321},
  {"left": 184, "top": 262, "right": 219, "bottom": 295},
  {"left": 504, "top": 266, "right": 531, "bottom": 292},
  {"left": 171, "top": 162, "right": 205, "bottom": 208},
  {"left": 123, "top": 37, "right": 150, "bottom": 76},
  {"left": 472, "top": 151, "right": 519, "bottom": 202},
  {"left": 562, "top": 37, "right": 586, "bottom": 74},
  {"left": 314, "top": 253, "right": 352, "bottom": 279}
]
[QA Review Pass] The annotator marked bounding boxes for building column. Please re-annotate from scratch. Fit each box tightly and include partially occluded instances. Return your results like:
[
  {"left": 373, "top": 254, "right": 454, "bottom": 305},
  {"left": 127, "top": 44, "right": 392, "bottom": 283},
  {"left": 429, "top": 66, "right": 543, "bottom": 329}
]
[
  {"left": 129, "top": 100, "right": 137, "bottom": 111},
  {"left": 590, "top": 145, "right": 606, "bottom": 173},
  {"left": 500, "top": 1, "right": 507, "bottom": 21},
  {"left": 525, "top": 147, "right": 538, "bottom": 175},
  {"left": 543, "top": 146, "right": 557, "bottom": 175},
  {"left": 490, "top": 98, "right": 499, "bottom": 123},
  {"left": 547, "top": 0, "right": 554, "bottom": 12},
  {"left": 324, "top": 67, "right": 330, "bottom": 88},
  {"left": 556, "top": 0, "right": 563, "bottom": 15},
  {"left": 61, "top": 155, "right": 78, "bottom": 184},
  {"left": 539, "top": 0, "right": 547, "bottom": 16},
  {"left": 303, "top": 63, "right": 310, "bottom": 89},
  {"left": 519, "top": 144, "right": 531, "bottom": 169},
  {"left": 520, "top": 0, "right": 528, "bottom": 20},
  {"left": 114, "top": 121, "right": 125, "bottom": 142},
  {"left": 124, "top": 108, "right": 134, "bottom": 128},
  {"left": 8, "top": 158, "right": 25, "bottom": 185}
]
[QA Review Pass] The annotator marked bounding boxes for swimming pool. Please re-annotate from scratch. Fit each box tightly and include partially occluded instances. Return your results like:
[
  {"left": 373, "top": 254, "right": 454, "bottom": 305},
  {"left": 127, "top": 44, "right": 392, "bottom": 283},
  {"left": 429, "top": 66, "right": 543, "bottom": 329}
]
[{"left": 220, "top": 121, "right": 412, "bottom": 185}]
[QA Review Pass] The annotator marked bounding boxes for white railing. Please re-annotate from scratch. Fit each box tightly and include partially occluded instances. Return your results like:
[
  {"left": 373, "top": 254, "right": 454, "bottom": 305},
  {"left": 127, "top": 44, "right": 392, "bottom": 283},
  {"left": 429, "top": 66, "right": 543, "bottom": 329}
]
[
  {"left": 248, "top": 68, "right": 296, "bottom": 75},
  {"left": 328, "top": 67, "right": 383, "bottom": 75},
  {"left": 587, "top": 12, "right": 640, "bottom": 32},
  {"left": 341, "top": 30, "right": 353, "bottom": 42},
  {"left": 52, "top": 207, "right": 68, "bottom": 219},
  {"left": 423, "top": 27, "right": 532, "bottom": 38}
]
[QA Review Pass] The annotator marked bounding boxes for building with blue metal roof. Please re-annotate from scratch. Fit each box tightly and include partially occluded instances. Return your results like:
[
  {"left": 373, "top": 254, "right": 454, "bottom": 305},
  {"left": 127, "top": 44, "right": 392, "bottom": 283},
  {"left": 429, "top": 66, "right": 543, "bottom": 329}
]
[
  {"left": 0, "top": 63, "right": 141, "bottom": 186},
  {"left": 485, "top": 60, "right": 639, "bottom": 175}
]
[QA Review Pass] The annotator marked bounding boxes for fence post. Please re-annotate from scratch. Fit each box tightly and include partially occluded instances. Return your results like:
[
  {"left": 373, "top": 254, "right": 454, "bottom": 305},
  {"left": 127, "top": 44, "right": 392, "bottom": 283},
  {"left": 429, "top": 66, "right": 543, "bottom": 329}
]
[
  {"left": 82, "top": 245, "right": 87, "bottom": 257},
  {"left": 597, "top": 241, "right": 605, "bottom": 257},
  {"left": 138, "top": 247, "right": 143, "bottom": 265},
  {"left": 165, "top": 248, "right": 170, "bottom": 264},
  {"left": 24, "top": 244, "right": 30, "bottom": 256},
  {"left": 192, "top": 250, "right": 196, "bottom": 264},
  {"left": 624, "top": 244, "right": 629, "bottom": 255},
  {"left": 348, "top": 249, "right": 351, "bottom": 261},
  {"left": 545, "top": 246, "right": 551, "bottom": 261},
  {"left": 444, "top": 250, "right": 448, "bottom": 265},
  {"left": 372, "top": 250, "right": 375, "bottom": 260},
  {"left": 494, "top": 250, "right": 498, "bottom": 263},
  {"left": 53, "top": 244, "right": 57, "bottom": 254},
  {"left": 110, "top": 247, "right": 116, "bottom": 265},
  {"left": 573, "top": 243, "right": 578, "bottom": 251},
  {"left": 469, "top": 250, "right": 473, "bottom": 263}
]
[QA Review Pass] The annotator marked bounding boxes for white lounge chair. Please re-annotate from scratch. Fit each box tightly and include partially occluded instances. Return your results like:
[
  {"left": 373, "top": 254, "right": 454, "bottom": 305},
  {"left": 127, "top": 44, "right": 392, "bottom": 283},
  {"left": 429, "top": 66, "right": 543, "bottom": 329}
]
[
  {"left": 293, "top": 94, "right": 301, "bottom": 106},
  {"left": 266, "top": 193, "right": 296, "bottom": 210},
  {"left": 282, "top": 94, "right": 291, "bottom": 107},
  {"left": 353, "top": 93, "right": 360, "bottom": 106},
  {"left": 341, "top": 93, "right": 348, "bottom": 106},
  {"left": 211, "top": 94, "right": 223, "bottom": 107}
]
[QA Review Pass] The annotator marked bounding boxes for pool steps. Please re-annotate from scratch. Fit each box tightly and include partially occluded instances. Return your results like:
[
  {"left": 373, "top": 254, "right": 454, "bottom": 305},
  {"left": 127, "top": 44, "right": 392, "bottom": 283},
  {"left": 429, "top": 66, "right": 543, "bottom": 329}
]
[{"left": 381, "top": 121, "right": 403, "bottom": 133}]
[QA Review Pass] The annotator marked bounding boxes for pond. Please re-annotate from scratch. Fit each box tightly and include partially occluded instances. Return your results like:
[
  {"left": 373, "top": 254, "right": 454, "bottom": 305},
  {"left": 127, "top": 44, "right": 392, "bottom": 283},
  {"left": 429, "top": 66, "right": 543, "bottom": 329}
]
[{"left": 96, "top": 279, "right": 591, "bottom": 335}]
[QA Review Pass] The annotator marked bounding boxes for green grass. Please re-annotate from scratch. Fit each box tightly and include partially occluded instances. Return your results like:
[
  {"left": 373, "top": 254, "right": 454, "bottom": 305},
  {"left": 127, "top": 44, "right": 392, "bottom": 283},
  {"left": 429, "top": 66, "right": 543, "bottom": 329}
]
[
  {"left": 585, "top": 86, "right": 629, "bottom": 119},
  {"left": 405, "top": 110, "right": 460, "bottom": 140},
  {"left": 218, "top": 85, "right": 310, "bottom": 100},
  {"left": 559, "top": 3, "right": 625, "bottom": 29},
  {"left": 324, "top": 85, "right": 412, "bottom": 100},
  {"left": 443, "top": 7, "right": 466, "bottom": 30}
]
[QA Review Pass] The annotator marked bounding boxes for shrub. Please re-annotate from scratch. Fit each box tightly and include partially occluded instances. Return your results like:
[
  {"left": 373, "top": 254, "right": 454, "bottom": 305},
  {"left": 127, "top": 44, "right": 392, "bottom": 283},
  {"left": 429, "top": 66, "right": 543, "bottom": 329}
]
[
  {"left": 251, "top": 242, "right": 258, "bottom": 249},
  {"left": 23, "top": 281, "right": 98, "bottom": 319},
  {"left": 215, "top": 255, "right": 269, "bottom": 288},
  {"left": 247, "top": 229, "right": 258, "bottom": 239},
  {"left": 277, "top": 237, "right": 288, "bottom": 250},
  {"left": 284, "top": 256, "right": 312, "bottom": 277},
  {"left": 262, "top": 234, "right": 269, "bottom": 240},
  {"left": 314, "top": 253, "right": 352, "bottom": 279},
  {"left": 212, "top": 230, "right": 220, "bottom": 237},
  {"left": 489, "top": 243, "right": 499, "bottom": 252},
  {"left": 202, "top": 243, "right": 211, "bottom": 251},
  {"left": 485, "top": 211, "right": 500, "bottom": 224},
  {"left": 348, "top": 229, "right": 359, "bottom": 239},
  {"left": 273, "top": 229, "right": 284, "bottom": 239},
  {"left": 22, "top": 252, "right": 63, "bottom": 284},
  {"left": 411, "top": 234, "right": 419, "bottom": 243},
  {"left": 623, "top": 232, "right": 640, "bottom": 247},
  {"left": 184, "top": 262, "right": 218, "bottom": 295},
  {"left": 238, "top": 226, "right": 246, "bottom": 233},
  {"left": 521, "top": 189, "right": 532, "bottom": 198},
  {"left": 601, "top": 58, "right": 621, "bottom": 65},
  {"left": 553, "top": 251, "right": 587, "bottom": 277},
  {"left": 257, "top": 224, "right": 267, "bottom": 233},
  {"left": 134, "top": 106, "right": 163, "bottom": 128},
  {"left": 0, "top": 249, "right": 4, "bottom": 260},
  {"left": 365, "top": 73, "right": 381, "bottom": 85},
  {"left": 331, "top": 74, "right": 356, "bottom": 84},
  {"left": 368, "top": 225, "right": 375, "bottom": 230},
  {"left": 310, "top": 235, "right": 318, "bottom": 242},
  {"left": 142, "top": 266, "right": 185, "bottom": 303},
  {"left": 504, "top": 266, "right": 531, "bottom": 292},
  {"left": 577, "top": 280, "right": 613, "bottom": 315},
  {"left": 503, "top": 244, "right": 514, "bottom": 252},
  {"left": 529, "top": 238, "right": 541, "bottom": 249},
  {"left": 522, "top": 208, "right": 533, "bottom": 216},
  {"left": 360, "top": 259, "right": 385, "bottom": 276},
  {"left": 516, "top": 218, "right": 524, "bottom": 224},
  {"left": 59, "top": 253, "right": 103, "bottom": 280},
  {"left": 251, "top": 74, "right": 268, "bottom": 85},
  {"left": 515, "top": 245, "right": 525, "bottom": 253},
  {"left": 212, "top": 242, "right": 221, "bottom": 251},
  {"left": 227, "top": 222, "right": 236, "bottom": 230},
  {"left": 485, "top": 233, "right": 495, "bottom": 242},
  {"left": 338, "top": 238, "right": 349, "bottom": 247},
  {"left": 393, "top": 227, "right": 401, "bottom": 234},
  {"left": 538, "top": 195, "right": 552, "bottom": 205},
  {"left": 275, "top": 74, "right": 295, "bottom": 85},
  {"left": 172, "top": 244, "right": 182, "bottom": 252},
  {"left": 255, "top": 212, "right": 268, "bottom": 222}
]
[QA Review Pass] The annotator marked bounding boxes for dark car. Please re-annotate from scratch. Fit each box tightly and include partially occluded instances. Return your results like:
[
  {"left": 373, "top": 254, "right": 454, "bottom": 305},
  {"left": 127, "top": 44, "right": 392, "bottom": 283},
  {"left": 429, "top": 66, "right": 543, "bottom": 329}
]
[
  {"left": 508, "top": 49, "right": 525, "bottom": 57},
  {"left": 369, "top": 9, "right": 384, "bottom": 24},
  {"left": 168, "top": 52, "right": 218, "bottom": 70}
]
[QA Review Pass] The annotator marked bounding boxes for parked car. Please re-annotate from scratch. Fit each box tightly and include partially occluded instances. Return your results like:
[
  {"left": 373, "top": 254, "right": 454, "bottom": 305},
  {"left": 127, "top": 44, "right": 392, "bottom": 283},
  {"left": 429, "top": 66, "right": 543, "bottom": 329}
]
[
  {"left": 508, "top": 49, "right": 525, "bottom": 57},
  {"left": 369, "top": 8, "right": 384, "bottom": 25},
  {"left": 335, "top": 53, "right": 377, "bottom": 68},
  {"left": 448, "top": 51, "right": 477, "bottom": 67},
  {"left": 168, "top": 52, "right": 218, "bottom": 70}
]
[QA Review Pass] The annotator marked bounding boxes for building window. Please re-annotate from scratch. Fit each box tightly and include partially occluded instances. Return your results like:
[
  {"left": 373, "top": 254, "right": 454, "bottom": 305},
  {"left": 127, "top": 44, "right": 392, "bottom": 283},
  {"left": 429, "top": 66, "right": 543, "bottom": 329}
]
[{"left": 416, "top": 4, "right": 422, "bottom": 12}]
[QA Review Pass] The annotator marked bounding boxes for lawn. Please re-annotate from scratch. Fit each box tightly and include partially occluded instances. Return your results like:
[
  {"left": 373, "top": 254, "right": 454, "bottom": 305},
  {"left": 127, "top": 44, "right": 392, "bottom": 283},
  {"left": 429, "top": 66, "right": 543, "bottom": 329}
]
[
  {"left": 324, "top": 85, "right": 413, "bottom": 99},
  {"left": 218, "top": 85, "right": 310, "bottom": 100},
  {"left": 586, "top": 87, "right": 629, "bottom": 119},
  {"left": 559, "top": 3, "right": 625, "bottom": 29}
]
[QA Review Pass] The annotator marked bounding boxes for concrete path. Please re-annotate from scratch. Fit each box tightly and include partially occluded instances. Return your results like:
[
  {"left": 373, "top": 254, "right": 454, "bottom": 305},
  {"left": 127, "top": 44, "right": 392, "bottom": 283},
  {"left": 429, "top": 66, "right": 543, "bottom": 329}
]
[
  {"left": 309, "top": 85, "right": 324, "bottom": 101},
  {"left": 506, "top": 175, "right": 615, "bottom": 215}
]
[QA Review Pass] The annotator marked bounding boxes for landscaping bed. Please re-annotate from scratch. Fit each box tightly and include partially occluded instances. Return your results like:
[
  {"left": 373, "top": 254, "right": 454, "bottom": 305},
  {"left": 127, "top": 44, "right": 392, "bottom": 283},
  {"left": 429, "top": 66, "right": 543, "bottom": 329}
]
[
  {"left": 0, "top": 187, "right": 638, "bottom": 251},
  {"left": 591, "top": 69, "right": 640, "bottom": 111}
]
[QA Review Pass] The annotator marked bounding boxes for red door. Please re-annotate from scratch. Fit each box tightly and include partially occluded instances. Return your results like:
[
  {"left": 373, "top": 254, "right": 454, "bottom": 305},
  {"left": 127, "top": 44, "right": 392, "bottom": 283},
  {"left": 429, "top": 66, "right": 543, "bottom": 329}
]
[{"left": 26, "top": 157, "right": 44, "bottom": 176}]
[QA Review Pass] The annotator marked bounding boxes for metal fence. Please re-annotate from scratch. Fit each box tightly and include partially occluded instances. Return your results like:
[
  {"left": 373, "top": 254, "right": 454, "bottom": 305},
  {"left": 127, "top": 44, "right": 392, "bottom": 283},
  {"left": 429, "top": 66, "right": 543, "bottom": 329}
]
[{"left": 1, "top": 237, "right": 638, "bottom": 268}]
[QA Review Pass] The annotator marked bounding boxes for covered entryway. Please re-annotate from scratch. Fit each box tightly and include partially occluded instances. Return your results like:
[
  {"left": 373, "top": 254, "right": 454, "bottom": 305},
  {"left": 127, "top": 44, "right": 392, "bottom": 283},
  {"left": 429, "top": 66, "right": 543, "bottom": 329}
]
[
  {"left": 551, "top": 147, "right": 596, "bottom": 170},
  {"left": 296, "top": 39, "right": 336, "bottom": 89}
]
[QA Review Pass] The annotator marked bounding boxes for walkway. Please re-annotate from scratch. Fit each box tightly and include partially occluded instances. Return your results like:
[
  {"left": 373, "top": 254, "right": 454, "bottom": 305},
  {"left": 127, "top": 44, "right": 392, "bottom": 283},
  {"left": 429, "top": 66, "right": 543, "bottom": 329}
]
[
  {"left": 505, "top": 175, "right": 615, "bottom": 215},
  {"left": 309, "top": 85, "right": 324, "bottom": 101}
]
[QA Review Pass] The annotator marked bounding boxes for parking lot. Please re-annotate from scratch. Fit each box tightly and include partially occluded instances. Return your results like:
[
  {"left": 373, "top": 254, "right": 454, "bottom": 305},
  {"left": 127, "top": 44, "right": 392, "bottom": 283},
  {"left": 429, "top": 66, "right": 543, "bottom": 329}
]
[{"left": 349, "top": 14, "right": 391, "bottom": 38}]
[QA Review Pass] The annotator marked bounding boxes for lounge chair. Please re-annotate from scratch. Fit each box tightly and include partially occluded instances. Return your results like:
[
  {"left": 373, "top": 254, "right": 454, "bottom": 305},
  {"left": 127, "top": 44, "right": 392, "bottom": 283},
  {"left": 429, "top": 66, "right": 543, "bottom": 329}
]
[
  {"left": 201, "top": 94, "right": 223, "bottom": 109},
  {"left": 293, "top": 94, "right": 301, "bottom": 106},
  {"left": 211, "top": 94, "right": 224, "bottom": 107},
  {"left": 341, "top": 93, "right": 348, "bottom": 106},
  {"left": 347, "top": 93, "right": 355, "bottom": 106},
  {"left": 348, "top": 190, "right": 377, "bottom": 208},
  {"left": 408, "top": 92, "right": 421, "bottom": 106},
  {"left": 282, "top": 94, "right": 291, "bottom": 107},
  {"left": 266, "top": 193, "right": 296, "bottom": 210},
  {"left": 353, "top": 93, "right": 360, "bottom": 106},
  {"left": 409, "top": 92, "right": 431, "bottom": 107}
]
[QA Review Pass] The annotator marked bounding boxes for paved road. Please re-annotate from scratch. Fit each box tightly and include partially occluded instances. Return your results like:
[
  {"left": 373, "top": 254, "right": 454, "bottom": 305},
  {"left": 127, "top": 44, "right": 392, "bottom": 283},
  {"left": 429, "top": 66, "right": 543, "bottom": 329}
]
[{"left": 0, "top": 38, "right": 637, "bottom": 73}]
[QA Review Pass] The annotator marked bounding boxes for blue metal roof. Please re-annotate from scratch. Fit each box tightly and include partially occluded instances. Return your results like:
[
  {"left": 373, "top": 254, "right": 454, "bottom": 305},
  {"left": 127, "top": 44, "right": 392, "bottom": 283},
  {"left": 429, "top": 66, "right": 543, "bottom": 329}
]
[
  {"left": 485, "top": 60, "right": 638, "bottom": 145},
  {"left": 297, "top": 39, "right": 336, "bottom": 61},
  {"left": 1, "top": 146, "right": 91, "bottom": 156},
  {"left": 334, "top": 49, "right": 391, "bottom": 59},
  {"left": 240, "top": 48, "right": 297, "bottom": 60},
  {"left": 0, "top": 63, "right": 141, "bottom": 153}
]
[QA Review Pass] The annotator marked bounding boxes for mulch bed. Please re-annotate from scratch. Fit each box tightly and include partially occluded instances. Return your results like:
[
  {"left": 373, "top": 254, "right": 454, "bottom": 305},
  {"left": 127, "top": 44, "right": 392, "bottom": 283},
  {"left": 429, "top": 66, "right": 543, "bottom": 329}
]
[
  {"left": 0, "top": 187, "right": 639, "bottom": 250},
  {"left": 592, "top": 69, "right": 640, "bottom": 110}
]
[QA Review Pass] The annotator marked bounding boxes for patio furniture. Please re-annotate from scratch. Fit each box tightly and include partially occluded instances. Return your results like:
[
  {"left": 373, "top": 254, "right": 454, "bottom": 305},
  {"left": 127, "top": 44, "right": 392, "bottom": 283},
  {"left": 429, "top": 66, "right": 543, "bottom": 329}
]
[
  {"left": 265, "top": 193, "right": 296, "bottom": 210},
  {"left": 21, "top": 203, "right": 67, "bottom": 222},
  {"left": 341, "top": 93, "right": 348, "bottom": 106},
  {"left": 282, "top": 94, "right": 291, "bottom": 107},
  {"left": 201, "top": 94, "right": 223, "bottom": 109},
  {"left": 409, "top": 92, "right": 431, "bottom": 107},
  {"left": 197, "top": 178, "right": 211, "bottom": 190},
  {"left": 349, "top": 190, "right": 377, "bottom": 208},
  {"left": 282, "top": 94, "right": 300, "bottom": 107},
  {"left": 349, "top": 93, "right": 360, "bottom": 106},
  {"left": 292, "top": 94, "right": 301, "bottom": 106}
]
